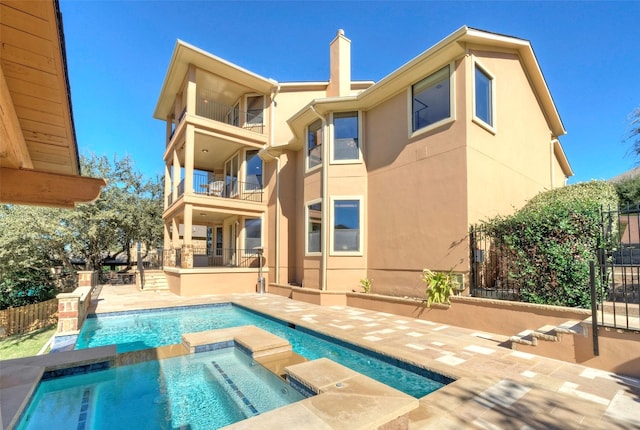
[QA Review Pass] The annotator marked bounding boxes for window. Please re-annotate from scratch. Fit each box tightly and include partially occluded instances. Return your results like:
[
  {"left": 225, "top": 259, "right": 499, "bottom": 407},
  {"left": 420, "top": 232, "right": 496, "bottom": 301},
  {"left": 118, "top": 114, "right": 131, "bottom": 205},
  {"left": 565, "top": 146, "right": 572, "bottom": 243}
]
[
  {"left": 246, "top": 95, "right": 264, "bottom": 125},
  {"left": 332, "top": 199, "right": 360, "bottom": 253},
  {"left": 244, "top": 218, "right": 262, "bottom": 251},
  {"left": 333, "top": 112, "right": 359, "bottom": 161},
  {"left": 412, "top": 65, "right": 451, "bottom": 132},
  {"left": 245, "top": 150, "right": 263, "bottom": 189},
  {"left": 474, "top": 64, "right": 494, "bottom": 128},
  {"left": 215, "top": 227, "right": 223, "bottom": 256},
  {"left": 307, "top": 119, "right": 323, "bottom": 170},
  {"left": 307, "top": 201, "right": 322, "bottom": 253}
]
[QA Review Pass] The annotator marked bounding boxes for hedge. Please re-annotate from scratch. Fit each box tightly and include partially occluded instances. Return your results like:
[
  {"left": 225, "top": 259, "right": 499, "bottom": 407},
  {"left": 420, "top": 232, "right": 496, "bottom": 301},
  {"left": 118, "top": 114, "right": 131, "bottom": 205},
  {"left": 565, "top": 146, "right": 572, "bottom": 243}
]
[{"left": 482, "top": 181, "right": 619, "bottom": 308}]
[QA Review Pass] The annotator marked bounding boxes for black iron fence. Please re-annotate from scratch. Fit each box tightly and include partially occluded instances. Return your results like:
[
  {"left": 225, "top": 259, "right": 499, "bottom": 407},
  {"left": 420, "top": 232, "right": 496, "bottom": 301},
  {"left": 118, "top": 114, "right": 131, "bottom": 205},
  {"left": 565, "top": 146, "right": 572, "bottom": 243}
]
[
  {"left": 470, "top": 204, "right": 640, "bottom": 331},
  {"left": 168, "top": 174, "right": 263, "bottom": 205}
]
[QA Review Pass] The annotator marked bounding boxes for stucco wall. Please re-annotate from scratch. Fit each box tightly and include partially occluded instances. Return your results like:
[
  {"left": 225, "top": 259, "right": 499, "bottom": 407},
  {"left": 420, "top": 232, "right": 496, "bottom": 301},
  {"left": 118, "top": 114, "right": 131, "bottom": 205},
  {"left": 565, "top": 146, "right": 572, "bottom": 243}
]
[
  {"left": 365, "top": 59, "right": 469, "bottom": 297},
  {"left": 164, "top": 269, "right": 263, "bottom": 296},
  {"left": 465, "top": 50, "right": 557, "bottom": 223}
]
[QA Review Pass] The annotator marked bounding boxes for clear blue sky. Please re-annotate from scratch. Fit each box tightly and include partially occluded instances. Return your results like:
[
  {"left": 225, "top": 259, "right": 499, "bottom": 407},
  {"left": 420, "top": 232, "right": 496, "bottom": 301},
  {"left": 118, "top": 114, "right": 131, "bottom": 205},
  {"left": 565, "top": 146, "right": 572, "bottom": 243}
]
[{"left": 59, "top": 0, "right": 640, "bottom": 183}]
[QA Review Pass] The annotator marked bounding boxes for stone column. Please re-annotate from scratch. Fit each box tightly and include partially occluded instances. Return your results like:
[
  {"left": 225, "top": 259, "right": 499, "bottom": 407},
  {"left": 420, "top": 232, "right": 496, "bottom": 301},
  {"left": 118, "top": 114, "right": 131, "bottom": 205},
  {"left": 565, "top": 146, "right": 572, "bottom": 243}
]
[
  {"left": 181, "top": 244, "right": 193, "bottom": 269},
  {"left": 56, "top": 292, "right": 81, "bottom": 334}
]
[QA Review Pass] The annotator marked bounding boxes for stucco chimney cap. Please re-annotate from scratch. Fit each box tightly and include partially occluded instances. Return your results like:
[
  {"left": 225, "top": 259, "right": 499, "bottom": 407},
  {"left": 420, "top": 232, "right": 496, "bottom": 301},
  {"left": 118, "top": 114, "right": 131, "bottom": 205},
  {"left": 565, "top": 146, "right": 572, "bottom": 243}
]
[{"left": 337, "top": 29, "right": 345, "bottom": 36}]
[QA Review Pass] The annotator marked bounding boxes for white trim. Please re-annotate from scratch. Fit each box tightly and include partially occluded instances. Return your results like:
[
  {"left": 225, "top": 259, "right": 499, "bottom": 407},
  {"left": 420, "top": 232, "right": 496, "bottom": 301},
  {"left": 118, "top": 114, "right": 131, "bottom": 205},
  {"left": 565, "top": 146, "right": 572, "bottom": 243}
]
[
  {"left": 329, "top": 195, "right": 364, "bottom": 256},
  {"left": 305, "top": 198, "right": 323, "bottom": 256},
  {"left": 330, "top": 111, "right": 363, "bottom": 164},
  {"left": 471, "top": 56, "right": 497, "bottom": 134},
  {"left": 408, "top": 62, "right": 456, "bottom": 139}
]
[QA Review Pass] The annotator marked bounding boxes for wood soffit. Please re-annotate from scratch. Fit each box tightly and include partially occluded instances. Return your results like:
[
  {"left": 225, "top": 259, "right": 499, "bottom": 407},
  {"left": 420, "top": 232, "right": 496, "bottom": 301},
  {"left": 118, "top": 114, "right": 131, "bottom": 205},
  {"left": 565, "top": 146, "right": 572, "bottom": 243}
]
[{"left": 0, "top": 0, "right": 105, "bottom": 207}]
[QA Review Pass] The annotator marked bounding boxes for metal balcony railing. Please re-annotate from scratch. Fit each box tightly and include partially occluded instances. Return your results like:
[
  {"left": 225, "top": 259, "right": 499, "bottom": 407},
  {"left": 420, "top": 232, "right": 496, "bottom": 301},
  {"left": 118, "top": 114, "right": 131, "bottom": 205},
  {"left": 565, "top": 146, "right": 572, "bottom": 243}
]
[
  {"left": 196, "top": 99, "right": 264, "bottom": 134},
  {"left": 192, "top": 173, "right": 263, "bottom": 202},
  {"left": 163, "top": 248, "right": 263, "bottom": 269},
  {"left": 169, "top": 174, "right": 263, "bottom": 204}
]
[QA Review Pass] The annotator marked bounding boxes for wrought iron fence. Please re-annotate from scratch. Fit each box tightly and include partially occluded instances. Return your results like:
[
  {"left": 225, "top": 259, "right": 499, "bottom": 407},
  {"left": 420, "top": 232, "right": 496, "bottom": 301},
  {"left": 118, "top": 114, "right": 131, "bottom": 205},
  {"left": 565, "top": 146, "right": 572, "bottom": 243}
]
[{"left": 470, "top": 204, "right": 640, "bottom": 331}]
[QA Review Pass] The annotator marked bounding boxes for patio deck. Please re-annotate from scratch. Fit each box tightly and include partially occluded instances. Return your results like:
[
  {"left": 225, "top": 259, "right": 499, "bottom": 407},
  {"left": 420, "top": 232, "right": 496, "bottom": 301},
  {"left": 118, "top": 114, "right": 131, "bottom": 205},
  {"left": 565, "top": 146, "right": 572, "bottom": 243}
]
[{"left": 2, "top": 285, "right": 639, "bottom": 429}]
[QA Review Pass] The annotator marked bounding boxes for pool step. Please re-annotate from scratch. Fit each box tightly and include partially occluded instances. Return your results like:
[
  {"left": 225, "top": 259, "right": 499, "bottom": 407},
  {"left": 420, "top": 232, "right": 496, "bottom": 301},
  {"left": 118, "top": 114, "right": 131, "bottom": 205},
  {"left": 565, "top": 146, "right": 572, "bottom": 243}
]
[{"left": 255, "top": 350, "right": 307, "bottom": 380}]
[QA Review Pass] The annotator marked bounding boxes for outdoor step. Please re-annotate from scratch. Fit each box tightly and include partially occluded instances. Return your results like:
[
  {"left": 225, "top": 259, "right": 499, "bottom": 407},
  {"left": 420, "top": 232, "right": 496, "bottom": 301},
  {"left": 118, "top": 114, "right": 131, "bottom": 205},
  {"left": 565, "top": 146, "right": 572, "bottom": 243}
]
[
  {"left": 509, "top": 330, "right": 538, "bottom": 348},
  {"left": 555, "top": 320, "right": 585, "bottom": 336},
  {"left": 532, "top": 325, "right": 560, "bottom": 342}
]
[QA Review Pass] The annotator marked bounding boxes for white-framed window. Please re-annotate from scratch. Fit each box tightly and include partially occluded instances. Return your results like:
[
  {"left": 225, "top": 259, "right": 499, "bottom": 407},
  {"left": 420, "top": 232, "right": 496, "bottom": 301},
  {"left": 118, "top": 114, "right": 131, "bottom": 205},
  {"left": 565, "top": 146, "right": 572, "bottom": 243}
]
[
  {"left": 307, "top": 119, "right": 323, "bottom": 171},
  {"left": 330, "top": 196, "right": 363, "bottom": 255},
  {"left": 331, "top": 111, "right": 361, "bottom": 163},
  {"left": 473, "top": 59, "right": 496, "bottom": 133},
  {"left": 410, "top": 64, "right": 455, "bottom": 136},
  {"left": 305, "top": 200, "right": 322, "bottom": 255}
]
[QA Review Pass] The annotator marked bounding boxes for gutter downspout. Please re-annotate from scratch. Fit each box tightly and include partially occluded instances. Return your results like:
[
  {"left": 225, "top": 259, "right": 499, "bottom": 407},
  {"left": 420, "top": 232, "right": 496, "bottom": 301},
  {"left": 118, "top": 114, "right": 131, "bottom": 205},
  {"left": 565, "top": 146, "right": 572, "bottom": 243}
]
[
  {"left": 310, "top": 106, "right": 328, "bottom": 291},
  {"left": 268, "top": 85, "right": 281, "bottom": 283},
  {"left": 550, "top": 138, "right": 557, "bottom": 189}
]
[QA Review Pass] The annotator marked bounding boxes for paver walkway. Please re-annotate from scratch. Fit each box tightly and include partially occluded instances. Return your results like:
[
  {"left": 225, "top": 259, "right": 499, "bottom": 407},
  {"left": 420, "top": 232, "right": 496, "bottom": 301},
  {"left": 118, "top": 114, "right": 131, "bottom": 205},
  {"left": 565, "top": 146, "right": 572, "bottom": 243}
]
[{"left": 3, "top": 285, "right": 638, "bottom": 429}]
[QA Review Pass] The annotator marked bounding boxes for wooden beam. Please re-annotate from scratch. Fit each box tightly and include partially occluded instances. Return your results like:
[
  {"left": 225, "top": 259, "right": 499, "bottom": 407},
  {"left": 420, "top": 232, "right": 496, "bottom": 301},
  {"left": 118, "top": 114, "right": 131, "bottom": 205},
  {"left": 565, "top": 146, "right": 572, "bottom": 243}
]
[
  {"left": 0, "top": 167, "right": 106, "bottom": 208},
  {"left": 0, "top": 63, "right": 33, "bottom": 169}
]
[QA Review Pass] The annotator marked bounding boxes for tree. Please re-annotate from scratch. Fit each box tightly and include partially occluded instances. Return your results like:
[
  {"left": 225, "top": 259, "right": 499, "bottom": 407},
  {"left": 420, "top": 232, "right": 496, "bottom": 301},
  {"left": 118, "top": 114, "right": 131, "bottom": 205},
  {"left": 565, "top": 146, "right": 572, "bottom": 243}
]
[
  {"left": 0, "top": 154, "right": 163, "bottom": 308},
  {"left": 626, "top": 106, "right": 640, "bottom": 161},
  {"left": 70, "top": 154, "right": 164, "bottom": 270}
]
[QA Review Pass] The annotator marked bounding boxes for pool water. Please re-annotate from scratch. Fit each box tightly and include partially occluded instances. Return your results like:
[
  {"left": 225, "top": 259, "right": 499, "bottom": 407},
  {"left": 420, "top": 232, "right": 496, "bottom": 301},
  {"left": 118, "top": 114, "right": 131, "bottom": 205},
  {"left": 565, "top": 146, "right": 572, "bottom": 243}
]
[
  {"left": 18, "top": 347, "right": 303, "bottom": 430},
  {"left": 76, "top": 304, "right": 451, "bottom": 398}
]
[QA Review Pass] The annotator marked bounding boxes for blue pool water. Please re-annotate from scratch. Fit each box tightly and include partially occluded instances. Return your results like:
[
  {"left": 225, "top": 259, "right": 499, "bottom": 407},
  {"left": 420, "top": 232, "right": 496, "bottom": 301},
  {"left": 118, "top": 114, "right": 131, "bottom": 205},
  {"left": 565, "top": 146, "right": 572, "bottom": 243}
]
[
  {"left": 76, "top": 303, "right": 452, "bottom": 398},
  {"left": 18, "top": 347, "right": 303, "bottom": 430}
]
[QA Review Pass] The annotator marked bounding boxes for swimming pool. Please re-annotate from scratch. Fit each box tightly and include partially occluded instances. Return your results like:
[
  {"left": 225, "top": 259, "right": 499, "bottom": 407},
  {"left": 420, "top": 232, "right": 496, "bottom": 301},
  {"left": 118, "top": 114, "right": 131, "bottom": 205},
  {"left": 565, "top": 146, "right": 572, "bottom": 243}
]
[
  {"left": 18, "top": 346, "right": 303, "bottom": 430},
  {"left": 76, "top": 303, "right": 452, "bottom": 398}
]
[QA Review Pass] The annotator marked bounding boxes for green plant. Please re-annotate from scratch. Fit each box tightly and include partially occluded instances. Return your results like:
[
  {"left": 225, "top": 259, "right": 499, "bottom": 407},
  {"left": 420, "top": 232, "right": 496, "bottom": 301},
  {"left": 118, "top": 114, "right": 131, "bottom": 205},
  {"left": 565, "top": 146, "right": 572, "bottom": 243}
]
[
  {"left": 422, "top": 269, "right": 457, "bottom": 307},
  {"left": 359, "top": 278, "right": 373, "bottom": 293},
  {"left": 482, "top": 181, "right": 618, "bottom": 308}
]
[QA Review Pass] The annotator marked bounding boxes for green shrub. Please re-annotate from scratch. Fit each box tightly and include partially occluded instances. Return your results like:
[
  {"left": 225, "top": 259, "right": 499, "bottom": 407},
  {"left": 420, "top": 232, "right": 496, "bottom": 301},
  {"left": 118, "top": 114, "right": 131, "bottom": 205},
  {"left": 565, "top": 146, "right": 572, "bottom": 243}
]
[{"left": 482, "top": 181, "right": 618, "bottom": 308}]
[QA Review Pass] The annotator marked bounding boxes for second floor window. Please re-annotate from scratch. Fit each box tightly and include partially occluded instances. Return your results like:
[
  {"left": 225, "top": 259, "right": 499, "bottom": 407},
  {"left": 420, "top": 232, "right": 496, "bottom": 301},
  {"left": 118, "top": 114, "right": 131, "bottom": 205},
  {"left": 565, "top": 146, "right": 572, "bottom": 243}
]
[
  {"left": 333, "top": 112, "right": 359, "bottom": 161},
  {"left": 307, "top": 119, "right": 323, "bottom": 170},
  {"left": 412, "top": 64, "right": 451, "bottom": 132},
  {"left": 474, "top": 64, "right": 494, "bottom": 127}
]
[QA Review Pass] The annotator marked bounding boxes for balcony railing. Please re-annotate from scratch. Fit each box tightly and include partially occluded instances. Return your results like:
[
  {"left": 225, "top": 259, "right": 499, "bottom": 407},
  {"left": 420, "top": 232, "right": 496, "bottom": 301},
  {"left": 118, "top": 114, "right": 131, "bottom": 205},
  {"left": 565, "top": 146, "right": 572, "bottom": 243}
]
[
  {"left": 169, "top": 174, "right": 263, "bottom": 204},
  {"left": 196, "top": 99, "right": 264, "bottom": 134},
  {"left": 193, "top": 173, "right": 263, "bottom": 202},
  {"left": 163, "top": 248, "right": 262, "bottom": 269}
]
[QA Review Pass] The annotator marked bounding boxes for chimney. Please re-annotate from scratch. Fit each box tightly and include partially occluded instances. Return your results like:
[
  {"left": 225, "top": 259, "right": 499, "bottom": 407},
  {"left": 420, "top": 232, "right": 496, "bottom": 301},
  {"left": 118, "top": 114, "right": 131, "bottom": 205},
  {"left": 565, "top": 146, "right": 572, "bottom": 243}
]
[{"left": 327, "top": 29, "right": 351, "bottom": 97}]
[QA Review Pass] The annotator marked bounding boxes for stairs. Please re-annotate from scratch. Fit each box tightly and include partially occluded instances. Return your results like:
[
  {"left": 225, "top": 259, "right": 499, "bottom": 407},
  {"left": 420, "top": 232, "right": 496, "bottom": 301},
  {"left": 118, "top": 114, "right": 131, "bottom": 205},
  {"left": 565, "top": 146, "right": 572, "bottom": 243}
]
[
  {"left": 510, "top": 320, "right": 586, "bottom": 350},
  {"left": 141, "top": 270, "right": 169, "bottom": 292}
]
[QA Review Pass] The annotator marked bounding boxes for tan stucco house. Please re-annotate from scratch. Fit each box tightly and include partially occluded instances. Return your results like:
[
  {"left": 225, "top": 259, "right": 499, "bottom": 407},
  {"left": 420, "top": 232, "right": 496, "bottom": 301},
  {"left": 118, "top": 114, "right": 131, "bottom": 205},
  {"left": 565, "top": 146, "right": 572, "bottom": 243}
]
[{"left": 154, "top": 26, "right": 573, "bottom": 297}]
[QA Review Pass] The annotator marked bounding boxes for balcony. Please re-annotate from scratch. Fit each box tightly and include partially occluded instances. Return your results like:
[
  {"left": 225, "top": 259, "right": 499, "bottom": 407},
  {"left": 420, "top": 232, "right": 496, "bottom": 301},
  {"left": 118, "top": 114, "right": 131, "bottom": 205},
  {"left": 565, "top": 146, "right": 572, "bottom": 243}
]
[
  {"left": 171, "top": 173, "right": 263, "bottom": 204},
  {"left": 196, "top": 99, "right": 264, "bottom": 135},
  {"left": 163, "top": 248, "right": 262, "bottom": 269}
]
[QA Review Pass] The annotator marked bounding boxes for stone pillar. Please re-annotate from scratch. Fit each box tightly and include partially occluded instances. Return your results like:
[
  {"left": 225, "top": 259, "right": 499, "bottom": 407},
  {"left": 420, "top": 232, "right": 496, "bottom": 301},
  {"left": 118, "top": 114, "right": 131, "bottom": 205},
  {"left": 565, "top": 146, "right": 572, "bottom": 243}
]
[
  {"left": 77, "top": 270, "right": 96, "bottom": 287},
  {"left": 56, "top": 292, "right": 80, "bottom": 334},
  {"left": 181, "top": 244, "right": 193, "bottom": 269}
]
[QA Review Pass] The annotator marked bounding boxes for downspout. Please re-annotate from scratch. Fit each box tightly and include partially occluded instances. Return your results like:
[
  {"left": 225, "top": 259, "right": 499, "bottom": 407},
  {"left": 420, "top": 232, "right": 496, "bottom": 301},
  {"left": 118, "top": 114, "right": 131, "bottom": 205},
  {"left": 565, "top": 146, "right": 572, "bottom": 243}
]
[
  {"left": 310, "top": 106, "right": 328, "bottom": 291},
  {"left": 550, "top": 138, "right": 557, "bottom": 189},
  {"left": 268, "top": 85, "right": 281, "bottom": 283}
]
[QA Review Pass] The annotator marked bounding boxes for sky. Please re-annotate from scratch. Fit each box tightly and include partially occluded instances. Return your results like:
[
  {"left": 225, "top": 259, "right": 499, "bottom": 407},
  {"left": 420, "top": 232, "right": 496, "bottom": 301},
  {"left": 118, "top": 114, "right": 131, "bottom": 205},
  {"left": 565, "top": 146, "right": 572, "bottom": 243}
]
[{"left": 59, "top": 0, "right": 640, "bottom": 184}]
